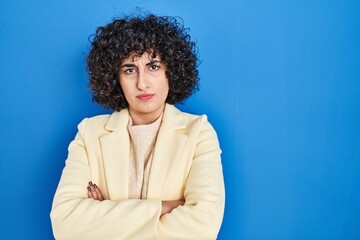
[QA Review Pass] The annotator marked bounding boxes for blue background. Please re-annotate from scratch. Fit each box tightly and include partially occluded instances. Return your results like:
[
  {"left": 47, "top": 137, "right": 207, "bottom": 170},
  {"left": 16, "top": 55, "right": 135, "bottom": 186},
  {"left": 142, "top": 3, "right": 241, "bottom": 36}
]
[{"left": 1, "top": 0, "right": 359, "bottom": 239}]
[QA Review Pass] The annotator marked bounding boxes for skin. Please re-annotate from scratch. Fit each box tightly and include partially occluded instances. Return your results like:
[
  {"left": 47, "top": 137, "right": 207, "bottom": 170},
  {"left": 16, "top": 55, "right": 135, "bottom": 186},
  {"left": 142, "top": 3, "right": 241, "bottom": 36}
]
[
  {"left": 87, "top": 51, "right": 184, "bottom": 216},
  {"left": 119, "top": 51, "right": 169, "bottom": 125}
]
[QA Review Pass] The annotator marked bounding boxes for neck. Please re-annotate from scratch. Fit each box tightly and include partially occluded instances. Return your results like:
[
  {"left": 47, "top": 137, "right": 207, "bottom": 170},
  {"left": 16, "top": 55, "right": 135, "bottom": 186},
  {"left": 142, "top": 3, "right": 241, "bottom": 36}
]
[{"left": 129, "top": 107, "right": 164, "bottom": 125}]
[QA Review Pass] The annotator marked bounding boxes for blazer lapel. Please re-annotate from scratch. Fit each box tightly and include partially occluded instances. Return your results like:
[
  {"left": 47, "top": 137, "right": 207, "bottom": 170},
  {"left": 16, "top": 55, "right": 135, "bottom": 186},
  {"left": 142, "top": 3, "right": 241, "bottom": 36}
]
[
  {"left": 147, "top": 104, "right": 188, "bottom": 198},
  {"left": 100, "top": 109, "right": 130, "bottom": 200}
]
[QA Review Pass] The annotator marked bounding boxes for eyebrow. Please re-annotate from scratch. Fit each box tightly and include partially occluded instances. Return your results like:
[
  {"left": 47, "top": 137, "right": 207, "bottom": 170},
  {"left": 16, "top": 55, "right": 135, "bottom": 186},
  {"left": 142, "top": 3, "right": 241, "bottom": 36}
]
[
  {"left": 120, "top": 60, "right": 161, "bottom": 68},
  {"left": 146, "top": 60, "right": 161, "bottom": 66},
  {"left": 120, "top": 63, "right": 136, "bottom": 68}
]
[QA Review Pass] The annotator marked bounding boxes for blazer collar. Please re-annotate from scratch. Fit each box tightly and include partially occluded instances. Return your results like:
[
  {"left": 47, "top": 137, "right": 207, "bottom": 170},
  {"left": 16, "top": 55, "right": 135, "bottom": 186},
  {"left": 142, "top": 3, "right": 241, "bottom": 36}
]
[
  {"left": 100, "top": 104, "right": 188, "bottom": 200},
  {"left": 99, "top": 108, "right": 130, "bottom": 200},
  {"left": 147, "top": 104, "right": 189, "bottom": 198},
  {"left": 104, "top": 107, "right": 129, "bottom": 132}
]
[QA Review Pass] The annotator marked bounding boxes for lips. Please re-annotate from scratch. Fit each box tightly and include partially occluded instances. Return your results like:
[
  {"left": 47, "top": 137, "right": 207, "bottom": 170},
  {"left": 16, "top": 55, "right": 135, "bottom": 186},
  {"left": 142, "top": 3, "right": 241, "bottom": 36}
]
[{"left": 137, "top": 93, "right": 154, "bottom": 101}]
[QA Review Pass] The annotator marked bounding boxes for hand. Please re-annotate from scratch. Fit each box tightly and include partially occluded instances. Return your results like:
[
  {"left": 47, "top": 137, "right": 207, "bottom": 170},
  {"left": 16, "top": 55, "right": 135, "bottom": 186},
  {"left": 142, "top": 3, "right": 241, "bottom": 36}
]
[
  {"left": 161, "top": 200, "right": 185, "bottom": 216},
  {"left": 87, "top": 181, "right": 104, "bottom": 201}
]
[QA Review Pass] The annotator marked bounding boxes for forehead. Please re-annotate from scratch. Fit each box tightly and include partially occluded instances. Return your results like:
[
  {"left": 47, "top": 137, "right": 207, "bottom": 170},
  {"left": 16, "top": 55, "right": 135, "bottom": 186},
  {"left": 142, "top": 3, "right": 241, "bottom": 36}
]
[{"left": 122, "top": 51, "right": 161, "bottom": 63}]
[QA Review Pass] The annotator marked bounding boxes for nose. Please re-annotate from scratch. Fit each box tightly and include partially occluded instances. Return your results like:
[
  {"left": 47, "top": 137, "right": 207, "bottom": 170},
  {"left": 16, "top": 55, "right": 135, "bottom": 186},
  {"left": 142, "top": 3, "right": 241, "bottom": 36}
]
[{"left": 137, "top": 70, "right": 148, "bottom": 90}]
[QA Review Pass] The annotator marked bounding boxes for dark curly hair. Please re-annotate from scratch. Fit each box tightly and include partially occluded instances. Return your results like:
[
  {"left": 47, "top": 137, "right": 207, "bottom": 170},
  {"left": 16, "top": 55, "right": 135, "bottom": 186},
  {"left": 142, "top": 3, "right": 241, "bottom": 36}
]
[{"left": 86, "top": 14, "right": 199, "bottom": 111}]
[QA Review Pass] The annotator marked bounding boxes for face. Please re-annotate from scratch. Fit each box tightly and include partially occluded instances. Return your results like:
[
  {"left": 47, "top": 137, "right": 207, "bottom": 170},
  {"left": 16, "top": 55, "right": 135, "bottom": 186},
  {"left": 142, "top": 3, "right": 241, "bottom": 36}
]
[{"left": 119, "top": 52, "right": 169, "bottom": 125}]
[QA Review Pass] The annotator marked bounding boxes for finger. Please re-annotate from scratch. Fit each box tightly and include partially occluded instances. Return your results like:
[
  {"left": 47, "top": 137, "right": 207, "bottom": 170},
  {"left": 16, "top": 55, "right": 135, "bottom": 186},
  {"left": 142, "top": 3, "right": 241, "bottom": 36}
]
[
  {"left": 91, "top": 186, "right": 99, "bottom": 200},
  {"left": 94, "top": 184, "right": 104, "bottom": 201},
  {"left": 87, "top": 186, "right": 94, "bottom": 199},
  {"left": 89, "top": 185, "right": 99, "bottom": 200}
]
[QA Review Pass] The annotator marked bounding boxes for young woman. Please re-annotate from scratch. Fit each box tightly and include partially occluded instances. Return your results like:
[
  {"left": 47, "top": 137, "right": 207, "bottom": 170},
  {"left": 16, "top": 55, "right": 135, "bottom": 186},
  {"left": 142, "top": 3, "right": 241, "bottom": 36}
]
[{"left": 50, "top": 14, "right": 225, "bottom": 240}]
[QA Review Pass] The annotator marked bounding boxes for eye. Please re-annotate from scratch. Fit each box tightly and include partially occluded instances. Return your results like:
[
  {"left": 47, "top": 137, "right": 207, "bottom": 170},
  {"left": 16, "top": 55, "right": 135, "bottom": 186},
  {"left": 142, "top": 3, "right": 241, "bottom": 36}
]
[
  {"left": 149, "top": 64, "right": 160, "bottom": 71},
  {"left": 124, "top": 68, "right": 136, "bottom": 74}
]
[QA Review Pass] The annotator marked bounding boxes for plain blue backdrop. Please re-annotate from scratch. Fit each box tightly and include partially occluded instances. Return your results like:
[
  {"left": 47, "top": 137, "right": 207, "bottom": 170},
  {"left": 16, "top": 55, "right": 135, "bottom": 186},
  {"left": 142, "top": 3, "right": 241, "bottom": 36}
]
[{"left": 1, "top": 0, "right": 359, "bottom": 239}]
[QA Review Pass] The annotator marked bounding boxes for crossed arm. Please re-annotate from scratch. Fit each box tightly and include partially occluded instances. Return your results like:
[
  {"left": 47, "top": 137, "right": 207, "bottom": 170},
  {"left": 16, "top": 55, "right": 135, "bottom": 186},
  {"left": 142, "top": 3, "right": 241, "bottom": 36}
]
[
  {"left": 51, "top": 116, "right": 224, "bottom": 239},
  {"left": 87, "top": 181, "right": 184, "bottom": 216}
]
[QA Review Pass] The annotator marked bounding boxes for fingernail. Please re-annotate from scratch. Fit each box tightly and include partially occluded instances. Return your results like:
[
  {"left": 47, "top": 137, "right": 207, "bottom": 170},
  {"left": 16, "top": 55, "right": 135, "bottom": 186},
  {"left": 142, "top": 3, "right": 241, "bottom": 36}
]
[
  {"left": 89, "top": 181, "right": 93, "bottom": 186},
  {"left": 94, "top": 184, "right": 97, "bottom": 188},
  {"left": 87, "top": 186, "right": 91, "bottom": 191}
]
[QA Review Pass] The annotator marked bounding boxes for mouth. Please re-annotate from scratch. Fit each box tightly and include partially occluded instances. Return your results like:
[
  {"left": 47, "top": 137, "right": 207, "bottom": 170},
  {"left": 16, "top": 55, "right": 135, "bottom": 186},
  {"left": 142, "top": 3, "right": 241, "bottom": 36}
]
[{"left": 137, "top": 93, "right": 154, "bottom": 101}]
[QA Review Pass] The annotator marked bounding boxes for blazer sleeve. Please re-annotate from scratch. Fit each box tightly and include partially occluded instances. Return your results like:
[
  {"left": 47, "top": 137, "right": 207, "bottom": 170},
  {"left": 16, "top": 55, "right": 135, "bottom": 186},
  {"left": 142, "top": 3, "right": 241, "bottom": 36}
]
[
  {"left": 157, "top": 115, "right": 225, "bottom": 240},
  {"left": 50, "top": 119, "right": 162, "bottom": 240}
]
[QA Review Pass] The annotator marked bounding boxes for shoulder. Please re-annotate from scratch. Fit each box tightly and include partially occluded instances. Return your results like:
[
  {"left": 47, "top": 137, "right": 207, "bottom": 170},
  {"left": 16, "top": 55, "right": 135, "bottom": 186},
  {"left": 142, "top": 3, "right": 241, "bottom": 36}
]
[
  {"left": 167, "top": 105, "right": 222, "bottom": 153},
  {"left": 164, "top": 104, "right": 207, "bottom": 122},
  {"left": 75, "top": 108, "right": 130, "bottom": 138},
  {"left": 77, "top": 107, "right": 129, "bottom": 130},
  {"left": 77, "top": 114, "right": 110, "bottom": 131},
  {"left": 165, "top": 104, "right": 217, "bottom": 137},
  {"left": 74, "top": 114, "right": 110, "bottom": 139}
]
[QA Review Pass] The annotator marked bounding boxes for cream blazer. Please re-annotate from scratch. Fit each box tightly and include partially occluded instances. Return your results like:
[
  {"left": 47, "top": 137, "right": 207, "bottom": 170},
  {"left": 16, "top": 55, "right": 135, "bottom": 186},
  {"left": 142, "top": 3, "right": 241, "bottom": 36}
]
[{"left": 50, "top": 104, "right": 225, "bottom": 240}]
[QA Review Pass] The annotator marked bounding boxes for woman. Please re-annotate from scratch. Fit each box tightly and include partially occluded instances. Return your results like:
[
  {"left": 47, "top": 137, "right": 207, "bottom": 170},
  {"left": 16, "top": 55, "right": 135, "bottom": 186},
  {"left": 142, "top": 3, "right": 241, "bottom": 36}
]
[{"left": 50, "top": 14, "right": 225, "bottom": 240}]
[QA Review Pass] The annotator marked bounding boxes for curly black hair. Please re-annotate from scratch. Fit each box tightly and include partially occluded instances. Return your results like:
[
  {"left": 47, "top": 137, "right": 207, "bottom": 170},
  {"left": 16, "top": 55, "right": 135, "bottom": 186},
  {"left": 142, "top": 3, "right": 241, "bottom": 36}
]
[{"left": 86, "top": 14, "right": 199, "bottom": 111}]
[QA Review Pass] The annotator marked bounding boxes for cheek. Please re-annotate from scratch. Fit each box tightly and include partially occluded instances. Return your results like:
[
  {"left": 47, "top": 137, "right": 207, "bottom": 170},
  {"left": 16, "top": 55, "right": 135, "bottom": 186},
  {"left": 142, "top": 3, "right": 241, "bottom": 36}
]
[
  {"left": 119, "top": 80, "right": 131, "bottom": 94},
  {"left": 165, "top": 84, "right": 170, "bottom": 95},
  {"left": 161, "top": 79, "right": 169, "bottom": 96}
]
